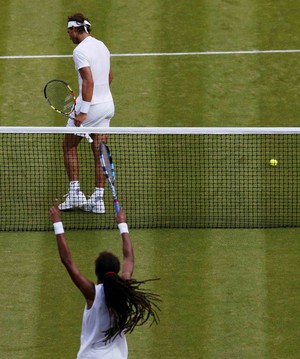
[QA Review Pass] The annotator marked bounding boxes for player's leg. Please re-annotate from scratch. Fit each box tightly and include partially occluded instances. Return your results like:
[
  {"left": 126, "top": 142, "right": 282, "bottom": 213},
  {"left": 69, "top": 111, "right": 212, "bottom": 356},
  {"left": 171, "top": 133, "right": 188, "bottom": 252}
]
[
  {"left": 93, "top": 133, "right": 108, "bottom": 188},
  {"left": 59, "top": 134, "right": 87, "bottom": 210},
  {"left": 63, "top": 134, "right": 82, "bottom": 181},
  {"left": 83, "top": 133, "right": 108, "bottom": 214},
  {"left": 83, "top": 102, "right": 113, "bottom": 213}
]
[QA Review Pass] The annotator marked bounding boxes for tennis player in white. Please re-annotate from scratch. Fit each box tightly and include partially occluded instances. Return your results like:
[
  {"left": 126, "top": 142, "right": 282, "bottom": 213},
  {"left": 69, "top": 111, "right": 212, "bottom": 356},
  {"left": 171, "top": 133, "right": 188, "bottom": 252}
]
[
  {"left": 59, "top": 13, "right": 114, "bottom": 214},
  {"left": 49, "top": 204, "right": 160, "bottom": 359}
]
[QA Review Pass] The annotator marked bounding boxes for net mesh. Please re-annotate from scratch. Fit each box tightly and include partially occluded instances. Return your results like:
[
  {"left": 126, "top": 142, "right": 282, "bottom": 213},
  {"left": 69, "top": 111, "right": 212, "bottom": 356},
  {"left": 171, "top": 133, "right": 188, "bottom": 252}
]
[{"left": 0, "top": 129, "right": 299, "bottom": 231}]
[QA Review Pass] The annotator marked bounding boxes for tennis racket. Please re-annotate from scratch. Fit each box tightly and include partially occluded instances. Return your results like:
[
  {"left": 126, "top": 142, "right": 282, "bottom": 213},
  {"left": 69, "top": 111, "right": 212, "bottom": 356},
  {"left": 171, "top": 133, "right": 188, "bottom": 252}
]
[
  {"left": 43, "top": 79, "right": 93, "bottom": 143},
  {"left": 100, "top": 143, "right": 120, "bottom": 213}
]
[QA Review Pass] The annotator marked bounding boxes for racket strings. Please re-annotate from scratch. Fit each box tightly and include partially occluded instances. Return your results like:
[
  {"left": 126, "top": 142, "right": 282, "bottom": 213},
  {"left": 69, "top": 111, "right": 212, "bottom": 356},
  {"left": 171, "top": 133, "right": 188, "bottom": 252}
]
[
  {"left": 45, "top": 82, "right": 75, "bottom": 114},
  {"left": 100, "top": 144, "right": 116, "bottom": 183},
  {"left": 102, "top": 151, "right": 115, "bottom": 181}
]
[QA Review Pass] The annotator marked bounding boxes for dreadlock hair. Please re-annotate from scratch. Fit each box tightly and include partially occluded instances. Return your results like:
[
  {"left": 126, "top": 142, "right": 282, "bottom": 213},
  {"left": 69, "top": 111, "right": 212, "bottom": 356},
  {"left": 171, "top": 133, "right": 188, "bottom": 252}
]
[
  {"left": 68, "top": 13, "right": 92, "bottom": 34},
  {"left": 95, "top": 252, "right": 160, "bottom": 342}
]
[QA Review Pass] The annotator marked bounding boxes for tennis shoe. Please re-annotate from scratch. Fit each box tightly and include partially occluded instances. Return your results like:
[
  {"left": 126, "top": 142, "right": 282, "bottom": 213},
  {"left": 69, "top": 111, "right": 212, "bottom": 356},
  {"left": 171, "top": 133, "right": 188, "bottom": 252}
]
[
  {"left": 58, "top": 191, "right": 87, "bottom": 210},
  {"left": 83, "top": 193, "right": 105, "bottom": 214}
]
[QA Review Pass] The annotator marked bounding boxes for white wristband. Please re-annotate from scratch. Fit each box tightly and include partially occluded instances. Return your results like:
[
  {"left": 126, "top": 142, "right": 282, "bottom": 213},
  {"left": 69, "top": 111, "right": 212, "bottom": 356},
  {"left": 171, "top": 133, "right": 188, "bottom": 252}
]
[
  {"left": 80, "top": 101, "right": 91, "bottom": 114},
  {"left": 118, "top": 223, "right": 129, "bottom": 234},
  {"left": 53, "top": 222, "right": 64, "bottom": 235}
]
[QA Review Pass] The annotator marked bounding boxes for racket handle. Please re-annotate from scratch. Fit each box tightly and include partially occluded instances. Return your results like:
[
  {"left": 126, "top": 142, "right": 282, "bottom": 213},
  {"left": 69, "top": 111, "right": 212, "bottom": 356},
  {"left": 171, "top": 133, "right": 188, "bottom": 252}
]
[
  {"left": 84, "top": 133, "right": 93, "bottom": 143},
  {"left": 80, "top": 125, "right": 93, "bottom": 143},
  {"left": 114, "top": 200, "right": 120, "bottom": 213}
]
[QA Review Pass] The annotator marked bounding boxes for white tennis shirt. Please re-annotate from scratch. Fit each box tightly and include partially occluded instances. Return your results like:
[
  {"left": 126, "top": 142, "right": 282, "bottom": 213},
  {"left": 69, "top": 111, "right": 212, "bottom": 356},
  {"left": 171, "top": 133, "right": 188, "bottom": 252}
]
[
  {"left": 73, "top": 36, "right": 113, "bottom": 105},
  {"left": 77, "top": 284, "right": 128, "bottom": 359}
]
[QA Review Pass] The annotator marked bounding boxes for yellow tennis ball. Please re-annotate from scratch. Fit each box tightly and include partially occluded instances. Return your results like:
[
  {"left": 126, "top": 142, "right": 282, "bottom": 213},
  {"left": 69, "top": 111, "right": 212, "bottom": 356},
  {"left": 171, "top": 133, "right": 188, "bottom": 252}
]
[{"left": 270, "top": 159, "right": 278, "bottom": 166}]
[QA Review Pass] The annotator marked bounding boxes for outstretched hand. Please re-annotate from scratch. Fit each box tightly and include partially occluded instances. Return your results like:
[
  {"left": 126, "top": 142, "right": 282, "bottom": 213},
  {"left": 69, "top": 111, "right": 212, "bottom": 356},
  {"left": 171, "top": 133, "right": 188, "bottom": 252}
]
[
  {"left": 115, "top": 208, "right": 127, "bottom": 224},
  {"left": 49, "top": 200, "right": 61, "bottom": 223}
]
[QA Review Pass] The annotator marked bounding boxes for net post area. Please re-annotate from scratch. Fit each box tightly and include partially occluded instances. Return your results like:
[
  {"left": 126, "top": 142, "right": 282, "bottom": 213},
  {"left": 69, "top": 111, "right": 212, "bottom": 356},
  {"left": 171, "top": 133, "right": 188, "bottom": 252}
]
[{"left": 0, "top": 127, "right": 300, "bottom": 231}]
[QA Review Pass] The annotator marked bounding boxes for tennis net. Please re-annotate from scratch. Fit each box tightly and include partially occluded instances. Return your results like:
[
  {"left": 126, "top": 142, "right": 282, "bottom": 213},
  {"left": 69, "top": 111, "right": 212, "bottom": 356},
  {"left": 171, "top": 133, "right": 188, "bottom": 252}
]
[{"left": 0, "top": 127, "right": 299, "bottom": 231}]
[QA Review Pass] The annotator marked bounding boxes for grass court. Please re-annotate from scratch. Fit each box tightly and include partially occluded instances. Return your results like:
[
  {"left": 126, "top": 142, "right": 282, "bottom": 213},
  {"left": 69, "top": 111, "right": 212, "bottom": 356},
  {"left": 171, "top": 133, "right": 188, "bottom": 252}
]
[{"left": 1, "top": 1, "right": 300, "bottom": 358}]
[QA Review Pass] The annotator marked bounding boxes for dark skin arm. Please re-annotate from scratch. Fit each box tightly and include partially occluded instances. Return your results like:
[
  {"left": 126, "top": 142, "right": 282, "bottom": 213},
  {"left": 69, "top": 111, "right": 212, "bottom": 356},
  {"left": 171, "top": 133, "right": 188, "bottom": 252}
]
[
  {"left": 49, "top": 204, "right": 95, "bottom": 308},
  {"left": 115, "top": 210, "right": 134, "bottom": 280},
  {"left": 49, "top": 204, "right": 134, "bottom": 307}
]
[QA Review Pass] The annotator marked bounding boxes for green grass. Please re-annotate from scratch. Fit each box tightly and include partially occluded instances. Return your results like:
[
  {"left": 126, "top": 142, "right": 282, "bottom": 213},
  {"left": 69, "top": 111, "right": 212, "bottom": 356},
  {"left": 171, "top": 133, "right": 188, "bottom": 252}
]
[
  {"left": 1, "top": 1, "right": 300, "bottom": 127},
  {"left": 1, "top": 229, "right": 300, "bottom": 358},
  {"left": 1, "top": 0, "right": 300, "bottom": 358}
]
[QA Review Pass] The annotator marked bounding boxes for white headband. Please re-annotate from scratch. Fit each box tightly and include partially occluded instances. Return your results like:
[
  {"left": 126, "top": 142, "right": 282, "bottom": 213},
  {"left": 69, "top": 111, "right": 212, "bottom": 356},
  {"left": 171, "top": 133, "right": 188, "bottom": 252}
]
[{"left": 67, "top": 20, "right": 91, "bottom": 33}]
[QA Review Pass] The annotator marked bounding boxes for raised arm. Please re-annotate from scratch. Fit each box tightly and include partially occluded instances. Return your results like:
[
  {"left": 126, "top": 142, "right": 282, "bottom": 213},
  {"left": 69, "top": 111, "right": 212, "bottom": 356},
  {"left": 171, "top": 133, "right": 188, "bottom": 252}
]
[
  {"left": 115, "top": 209, "right": 134, "bottom": 280},
  {"left": 49, "top": 204, "right": 95, "bottom": 308}
]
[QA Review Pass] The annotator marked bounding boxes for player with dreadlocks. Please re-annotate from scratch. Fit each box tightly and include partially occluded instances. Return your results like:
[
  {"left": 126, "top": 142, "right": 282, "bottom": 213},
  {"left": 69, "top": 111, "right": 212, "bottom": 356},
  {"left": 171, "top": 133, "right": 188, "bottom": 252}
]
[{"left": 49, "top": 204, "right": 160, "bottom": 359}]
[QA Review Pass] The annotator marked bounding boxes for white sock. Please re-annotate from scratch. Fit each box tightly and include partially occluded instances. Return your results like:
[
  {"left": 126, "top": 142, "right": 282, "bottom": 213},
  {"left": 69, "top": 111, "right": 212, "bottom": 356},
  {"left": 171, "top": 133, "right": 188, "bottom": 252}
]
[
  {"left": 94, "top": 187, "right": 104, "bottom": 197},
  {"left": 70, "top": 181, "right": 80, "bottom": 194}
]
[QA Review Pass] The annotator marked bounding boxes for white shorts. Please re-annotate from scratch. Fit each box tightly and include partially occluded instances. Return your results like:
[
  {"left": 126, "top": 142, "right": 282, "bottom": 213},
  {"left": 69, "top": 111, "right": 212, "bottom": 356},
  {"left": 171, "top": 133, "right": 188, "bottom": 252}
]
[{"left": 67, "top": 101, "right": 115, "bottom": 128}]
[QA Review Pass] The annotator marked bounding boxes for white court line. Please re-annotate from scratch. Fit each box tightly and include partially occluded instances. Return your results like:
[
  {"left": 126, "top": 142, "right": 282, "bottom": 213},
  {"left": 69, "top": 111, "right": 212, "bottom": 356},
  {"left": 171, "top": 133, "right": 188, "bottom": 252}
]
[{"left": 1, "top": 49, "right": 300, "bottom": 59}]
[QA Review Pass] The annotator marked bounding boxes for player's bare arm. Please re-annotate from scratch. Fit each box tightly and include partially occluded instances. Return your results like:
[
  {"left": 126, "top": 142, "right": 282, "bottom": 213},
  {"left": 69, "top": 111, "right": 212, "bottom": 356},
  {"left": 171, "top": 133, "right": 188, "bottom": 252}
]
[
  {"left": 74, "top": 66, "right": 94, "bottom": 126},
  {"left": 49, "top": 205, "right": 96, "bottom": 308},
  {"left": 115, "top": 210, "right": 134, "bottom": 280}
]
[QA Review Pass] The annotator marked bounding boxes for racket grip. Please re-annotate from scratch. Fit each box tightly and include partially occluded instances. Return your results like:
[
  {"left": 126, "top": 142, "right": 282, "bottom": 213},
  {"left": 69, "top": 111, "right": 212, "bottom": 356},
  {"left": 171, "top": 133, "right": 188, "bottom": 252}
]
[
  {"left": 79, "top": 125, "right": 93, "bottom": 143},
  {"left": 85, "top": 133, "right": 93, "bottom": 143},
  {"left": 114, "top": 200, "right": 120, "bottom": 213}
]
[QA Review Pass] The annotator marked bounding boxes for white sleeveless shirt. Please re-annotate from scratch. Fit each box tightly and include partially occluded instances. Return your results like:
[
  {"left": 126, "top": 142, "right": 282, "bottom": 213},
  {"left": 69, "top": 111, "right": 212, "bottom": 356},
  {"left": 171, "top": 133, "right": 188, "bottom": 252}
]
[{"left": 77, "top": 284, "right": 128, "bottom": 359}]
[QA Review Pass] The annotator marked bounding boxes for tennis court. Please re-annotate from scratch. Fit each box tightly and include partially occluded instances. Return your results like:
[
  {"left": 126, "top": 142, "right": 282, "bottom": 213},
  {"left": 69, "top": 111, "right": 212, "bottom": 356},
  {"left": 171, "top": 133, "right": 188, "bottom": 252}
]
[{"left": 1, "top": 1, "right": 300, "bottom": 358}]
